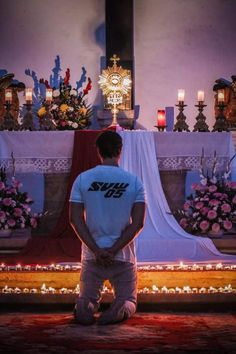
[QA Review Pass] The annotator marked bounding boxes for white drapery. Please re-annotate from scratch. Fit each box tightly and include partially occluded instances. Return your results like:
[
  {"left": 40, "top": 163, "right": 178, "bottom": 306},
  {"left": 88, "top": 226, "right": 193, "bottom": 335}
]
[{"left": 120, "top": 131, "right": 236, "bottom": 263}]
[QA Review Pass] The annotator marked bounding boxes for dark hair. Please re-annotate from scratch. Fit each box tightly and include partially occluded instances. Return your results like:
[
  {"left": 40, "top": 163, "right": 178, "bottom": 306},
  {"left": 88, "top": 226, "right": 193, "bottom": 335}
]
[{"left": 95, "top": 130, "right": 123, "bottom": 158}]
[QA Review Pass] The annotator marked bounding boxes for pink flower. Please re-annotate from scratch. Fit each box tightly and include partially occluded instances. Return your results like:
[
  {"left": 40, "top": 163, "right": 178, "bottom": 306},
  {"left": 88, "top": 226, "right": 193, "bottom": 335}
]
[
  {"left": 223, "top": 220, "right": 232, "bottom": 231},
  {"left": 209, "top": 199, "right": 220, "bottom": 207},
  {"left": 211, "top": 223, "right": 220, "bottom": 233},
  {"left": 7, "top": 219, "right": 16, "bottom": 227},
  {"left": 26, "top": 197, "right": 33, "bottom": 203},
  {"left": 195, "top": 202, "right": 204, "bottom": 210},
  {"left": 0, "top": 181, "right": 5, "bottom": 190},
  {"left": 183, "top": 202, "right": 191, "bottom": 211},
  {"left": 11, "top": 179, "right": 23, "bottom": 189},
  {"left": 191, "top": 183, "right": 199, "bottom": 190},
  {"left": 228, "top": 181, "right": 236, "bottom": 189},
  {"left": 221, "top": 203, "right": 231, "bottom": 213},
  {"left": 208, "top": 185, "right": 217, "bottom": 193},
  {"left": 200, "top": 220, "right": 209, "bottom": 231},
  {"left": 200, "top": 207, "right": 209, "bottom": 216},
  {"left": 232, "top": 195, "right": 236, "bottom": 204},
  {"left": 14, "top": 208, "right": 23, "bottom": 217},
  {"left": 30, "top": 217, "right": 37, "bottom": 228},
  {"left": 213, "top": 192, "right": 223, "bottom": 199},
  {"left": 0, "top": 211, "right": 6, "bottom": 220},
  {"left": 207, "top": 210, "right": 217, "bottom": 220},
  {"left": 2, "top": 198, "right": 12, "bottom": 206}
]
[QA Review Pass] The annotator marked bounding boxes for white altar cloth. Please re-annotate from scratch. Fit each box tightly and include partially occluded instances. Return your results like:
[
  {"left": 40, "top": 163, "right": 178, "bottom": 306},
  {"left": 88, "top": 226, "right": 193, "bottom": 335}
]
[
  {"left": 0, "top": 131, "right": 235, "bottom": 173},
  {"left": 120, "top": 131, "right": 236, "bottom": 264}
]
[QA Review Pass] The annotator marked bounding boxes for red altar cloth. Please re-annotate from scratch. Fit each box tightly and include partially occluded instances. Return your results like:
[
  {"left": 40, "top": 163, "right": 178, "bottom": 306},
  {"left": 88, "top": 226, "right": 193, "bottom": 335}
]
[{"left": 0, "top": 130, "right": 101, "bottom": 265}]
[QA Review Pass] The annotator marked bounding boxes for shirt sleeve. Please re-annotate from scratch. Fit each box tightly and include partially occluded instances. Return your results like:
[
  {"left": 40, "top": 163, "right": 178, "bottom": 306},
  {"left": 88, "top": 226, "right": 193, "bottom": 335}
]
[
  {"left": 69, "top": 175, "right": 84, "bottom": 203},
  {"left": 134, "top": 177, "right": 146, "bottom": 203}
]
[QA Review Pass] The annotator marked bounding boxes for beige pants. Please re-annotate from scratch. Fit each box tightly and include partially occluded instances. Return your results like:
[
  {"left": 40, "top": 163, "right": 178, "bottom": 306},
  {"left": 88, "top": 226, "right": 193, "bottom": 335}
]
[{"left": 76, "top": 260, "right": 137, "bottom": 324}]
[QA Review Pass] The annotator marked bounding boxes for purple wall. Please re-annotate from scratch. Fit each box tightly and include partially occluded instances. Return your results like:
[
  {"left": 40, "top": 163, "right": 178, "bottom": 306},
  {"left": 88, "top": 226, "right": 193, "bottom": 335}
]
[
  {"left": 0, "top": 0, "right": 236, "bottom": 130},
  {"left": 135, "top": 0, "right": 236, "bottom": 130},
  {"left": 0, "top": 0, "right": 105, "bottom": 124}
]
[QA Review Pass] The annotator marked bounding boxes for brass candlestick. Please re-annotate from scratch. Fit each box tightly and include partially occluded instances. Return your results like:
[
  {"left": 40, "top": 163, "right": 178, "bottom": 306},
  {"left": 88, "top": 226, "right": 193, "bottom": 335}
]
[
  {"left": 193, "top": 102, "right": 209, "bottom": 132},
  {"left": 154, "top": 125, "right": 167, "bottom": 132},
  {"left": 212, "top": 102, "right": 229, "bottom": 132},
  {"left": 21, "top": 103, "right": 35, "bottom": 130},
  {"left": 173, "top": 102, "right": 190, "bottom": 132},
  {"left": 1, "top": 102, "right": 20, "bottom": 130}
]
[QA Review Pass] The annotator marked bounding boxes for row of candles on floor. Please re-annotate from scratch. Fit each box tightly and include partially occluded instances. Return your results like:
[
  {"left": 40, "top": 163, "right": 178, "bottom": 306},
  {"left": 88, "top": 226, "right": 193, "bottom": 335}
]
[
  {"left": 1, "top": 284, "right": 235, "bottom": 294},
  {"left": 0, "top": 262, "right": 235, "bottom": 271},
  {"left": 156, "top": 89, "right": 225, "bottom": 129}
]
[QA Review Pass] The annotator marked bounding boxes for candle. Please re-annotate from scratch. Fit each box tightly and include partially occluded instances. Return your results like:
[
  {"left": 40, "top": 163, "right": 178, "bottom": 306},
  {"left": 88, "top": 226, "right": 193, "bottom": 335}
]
[
  {"left": 25, "top": 88, "right": 33, "bottom": 103},
  {"left": 5, "top": 88, "right": 12, "bottom": 103},
  {"left": 46, "top": 88, "right": 53, "bottom": 103},
  {"left": 197, "top": 90, "right": 204, "bottom": 102},
  {"left": 178, "top": 89, "right": 185, "bottom": 102},
  {"left": 157, "top": 109, "right": 166, "bottom": 127},
  {"left": 218, "top": 90, "right": 224, "bottom": 103}
]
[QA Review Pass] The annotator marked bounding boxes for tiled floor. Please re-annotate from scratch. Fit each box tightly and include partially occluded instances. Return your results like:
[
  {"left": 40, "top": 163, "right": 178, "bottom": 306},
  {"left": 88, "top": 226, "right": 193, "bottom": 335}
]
[{"left": 0, "top": 311, "right": 235, "bottom": 353}]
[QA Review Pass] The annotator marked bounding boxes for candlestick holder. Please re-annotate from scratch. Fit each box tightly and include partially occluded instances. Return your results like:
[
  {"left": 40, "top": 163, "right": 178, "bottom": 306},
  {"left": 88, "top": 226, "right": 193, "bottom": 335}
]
[
  {"left": 154, "top": 125, "right": 167, "bottom": 132},
  {"left": 39, "top": 103, "right": 56, "bottom": 131},
  {"left": 212, "top": 102, "right": 229, "bottom": 132},
  {"left": 193, "top": 102, "right": 209, "bottom": 132},
  {"left": 21, "top": 103, "right": 35, "bottom": 130},
  {"left": 173, "top": 102, "right": 190, "bottom": 132},
  {"left": 1, "top": 102, "right": 20, "bottom": 130}
]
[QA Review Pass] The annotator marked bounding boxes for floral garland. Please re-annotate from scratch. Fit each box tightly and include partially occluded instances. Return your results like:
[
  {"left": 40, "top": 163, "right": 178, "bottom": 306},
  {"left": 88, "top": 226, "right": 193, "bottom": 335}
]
[
  {"left": 178, "top": 150, "right": 236, "bottom": 235},
  {"left": 38, "top": 68, "right": 92, "bottom": 130}
]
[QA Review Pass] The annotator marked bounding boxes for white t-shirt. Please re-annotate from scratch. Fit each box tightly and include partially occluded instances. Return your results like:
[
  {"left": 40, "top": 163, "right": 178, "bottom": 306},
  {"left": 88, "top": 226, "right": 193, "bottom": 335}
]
[{"left": 69, "top": 165, "right": 145, "bottom": 264}]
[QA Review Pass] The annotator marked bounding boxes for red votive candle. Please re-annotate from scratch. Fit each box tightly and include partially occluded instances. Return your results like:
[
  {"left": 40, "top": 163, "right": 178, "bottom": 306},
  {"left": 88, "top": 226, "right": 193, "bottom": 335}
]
[{"left": 157, "top": 110, "right": 166, "bottom": 127}]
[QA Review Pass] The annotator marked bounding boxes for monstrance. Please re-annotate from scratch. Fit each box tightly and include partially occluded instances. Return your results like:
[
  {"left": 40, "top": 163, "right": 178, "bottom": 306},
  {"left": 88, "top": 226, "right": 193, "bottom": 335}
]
[{"left": 98, "top": 54, "right": 132, "bottom": 129}]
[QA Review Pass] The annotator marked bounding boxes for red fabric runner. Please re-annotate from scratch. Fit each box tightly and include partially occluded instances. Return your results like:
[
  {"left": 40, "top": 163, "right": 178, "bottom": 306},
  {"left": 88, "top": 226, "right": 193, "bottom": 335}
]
[{"left": 0, "top": 130, "right": 101, "bottom": 265}]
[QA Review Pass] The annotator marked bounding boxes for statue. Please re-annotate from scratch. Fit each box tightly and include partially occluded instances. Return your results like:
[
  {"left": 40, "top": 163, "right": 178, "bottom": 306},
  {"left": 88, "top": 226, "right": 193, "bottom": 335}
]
[{"left": 213, "top": 75, "right": 236, "bottom": 129}]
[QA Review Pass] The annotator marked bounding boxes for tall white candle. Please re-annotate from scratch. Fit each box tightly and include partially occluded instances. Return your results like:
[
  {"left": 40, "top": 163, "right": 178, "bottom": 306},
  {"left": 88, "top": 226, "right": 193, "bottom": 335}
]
[
  {"left": 178, "top": 89, "right": 185, "bottom": 102},
  {"left": 25, "top": 88, "right": 33, "bottom": 103},
  {"left": 218, "top": 90, "right": 224, "bottom": 103},
  {"left": 5, "top": 88, "right": 12, "bottom": 103},
  {"left": 197, "top": 90, "right": 204, "bottom": 102},
  {"left": 46, "top": 88, "right": 53, "bottom": 103}
]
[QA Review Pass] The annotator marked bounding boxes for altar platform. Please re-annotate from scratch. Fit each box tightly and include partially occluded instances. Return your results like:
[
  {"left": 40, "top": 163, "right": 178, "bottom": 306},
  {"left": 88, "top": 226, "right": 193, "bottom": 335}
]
[{"left": 0, "top": 130, "right": 236, "bottom": 304}]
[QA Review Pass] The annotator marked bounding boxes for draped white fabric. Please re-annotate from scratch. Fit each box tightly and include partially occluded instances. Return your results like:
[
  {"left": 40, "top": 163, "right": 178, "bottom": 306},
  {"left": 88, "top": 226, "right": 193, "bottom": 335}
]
[{"left": 120, "top": 131, "right": 236, "bottom": 264}]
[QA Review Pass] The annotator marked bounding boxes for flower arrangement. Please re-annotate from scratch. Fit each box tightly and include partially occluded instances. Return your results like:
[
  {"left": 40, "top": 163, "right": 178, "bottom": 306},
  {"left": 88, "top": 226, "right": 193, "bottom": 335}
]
[
  {"left": 0, "top": 167, "right": 41, "bottom": 232},
  {"left": 38, "top": 68, "right": 92, "bottom": 130},
  {"left": 178, "top": 151, "right": 236, "bottom": 236}
]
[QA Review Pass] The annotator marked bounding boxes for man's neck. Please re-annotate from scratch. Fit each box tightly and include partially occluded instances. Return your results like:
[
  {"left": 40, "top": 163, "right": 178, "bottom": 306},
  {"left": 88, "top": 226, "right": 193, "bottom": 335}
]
[{"left": 101, "top": 157, "right": 119, "bottom": 167}]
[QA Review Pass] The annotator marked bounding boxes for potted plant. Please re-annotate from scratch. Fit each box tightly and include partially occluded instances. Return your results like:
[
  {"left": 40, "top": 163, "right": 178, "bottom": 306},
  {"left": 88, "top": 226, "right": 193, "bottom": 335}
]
[
  {"left": 177, "top": 151, "right": 236, "bottom": 237},
  {"left": 0, "top": 167, "right": 42, "bottom": 237}
]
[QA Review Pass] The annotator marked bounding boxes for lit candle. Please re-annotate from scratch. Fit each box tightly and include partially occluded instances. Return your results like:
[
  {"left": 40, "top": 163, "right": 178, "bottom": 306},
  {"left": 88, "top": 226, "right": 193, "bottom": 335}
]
[
  {"left": 157, "top": 109, "right": 166, "bottom": 127},
  {"left": 218, "top": 90, "right": 224, "bottom": 103},
  {"left": 5, "top": 88, "right": 12, "bottom": 103},
  {"left": 46, "top": 88, "right": 53, "bottom": 103},
  {"left": 178, "top": 89, "right": 185, "bottom": 102},
  {"left": 25, "top": 88, "right": 33, "bottom": 103},
  {"left": 197, "top": 90, "right": 204, "bottom": 102}
]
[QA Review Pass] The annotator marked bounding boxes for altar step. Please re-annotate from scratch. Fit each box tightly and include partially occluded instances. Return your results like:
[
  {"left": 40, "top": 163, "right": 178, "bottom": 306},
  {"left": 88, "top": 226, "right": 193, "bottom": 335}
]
[
  {"left": 0, "top": 268, "right": 235, "bottom": 292},
  {"left": 0, "top": 293, "right": 235, "bottom": 312}
]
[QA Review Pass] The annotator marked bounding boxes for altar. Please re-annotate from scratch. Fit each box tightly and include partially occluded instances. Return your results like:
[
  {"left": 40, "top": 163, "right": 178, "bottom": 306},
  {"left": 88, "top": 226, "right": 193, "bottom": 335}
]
[{"left": 0, "top": 130, "right": 236, "bottom": 264}]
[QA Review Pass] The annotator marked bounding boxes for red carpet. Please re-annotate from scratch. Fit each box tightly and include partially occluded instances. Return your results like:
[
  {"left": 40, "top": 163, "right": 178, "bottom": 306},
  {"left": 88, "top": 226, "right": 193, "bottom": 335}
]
[{"left": 0, "top": 311, "right": 235, "bottom": 353}]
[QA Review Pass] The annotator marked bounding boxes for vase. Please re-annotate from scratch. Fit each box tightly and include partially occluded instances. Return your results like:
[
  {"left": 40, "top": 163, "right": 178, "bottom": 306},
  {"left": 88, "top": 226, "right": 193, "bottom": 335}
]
[{"left": 0, "top": 229, "right": 12, "bottom": 237}]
